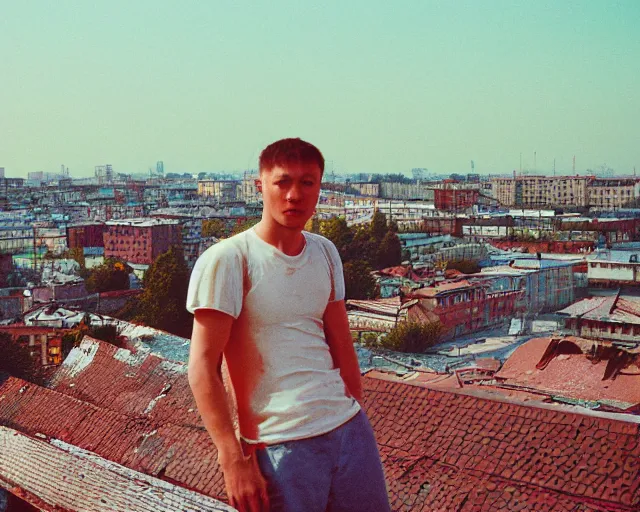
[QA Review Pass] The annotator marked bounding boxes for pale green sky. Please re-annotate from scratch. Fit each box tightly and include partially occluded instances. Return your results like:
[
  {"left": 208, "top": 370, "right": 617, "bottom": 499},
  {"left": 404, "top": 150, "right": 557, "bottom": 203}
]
[{"left": 1, "top": 1, "right": 639, "bottom": 177}]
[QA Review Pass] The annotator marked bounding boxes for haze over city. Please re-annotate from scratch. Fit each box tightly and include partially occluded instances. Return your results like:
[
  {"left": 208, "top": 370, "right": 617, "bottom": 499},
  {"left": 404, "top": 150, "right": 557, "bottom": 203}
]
[{"left": 2, "top": 1, "right": 639, "bottom": 177}]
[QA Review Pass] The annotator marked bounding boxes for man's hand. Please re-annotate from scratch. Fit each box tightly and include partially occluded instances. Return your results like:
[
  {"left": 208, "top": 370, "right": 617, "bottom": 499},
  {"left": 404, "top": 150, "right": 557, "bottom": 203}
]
[
  {"left": 221, "top": 453, "right": 270, "bottom": 512},
  {"left": 324, "top": 300, "right": 363, "bottom": 402}
]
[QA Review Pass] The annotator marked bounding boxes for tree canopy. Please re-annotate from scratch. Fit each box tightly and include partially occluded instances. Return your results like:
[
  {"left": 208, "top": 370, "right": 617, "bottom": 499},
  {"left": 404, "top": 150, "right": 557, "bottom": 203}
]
[
  {"left": 231, "top": 217, "right": 261, "bottom": 236},
  {"left": 0, "top": 333, "right": 46, "bottom": 385},
  {"left": 202, "top": 218, "right": 227, "bottom": 239},
  {"left": 121, "top": 246, "right": 192, "bottom": 338},
  {"left": 343, "top": 260, "right": 377, "bottom": 300},
  {"left": 85, "top": 258, "right": 131, "bottom": 293}
]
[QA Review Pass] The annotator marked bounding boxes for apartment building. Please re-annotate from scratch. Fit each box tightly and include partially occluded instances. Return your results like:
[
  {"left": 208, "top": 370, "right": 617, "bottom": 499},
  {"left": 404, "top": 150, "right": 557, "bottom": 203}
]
[
  {"left": 349, "top": 182, "right": 380, "bottom": 197},
  {"left": 103, "top": 218, "right": 182, "bottom": 265},
  {"left": 588, "top": 178, "right": 640, "bottom": 209},
  {"left": 197, "top": 179, "right": 240, "bottom": 201},
  {"left": 493, "top": 175, "right": 640, "bottom": 209},
  {"left": 492, "top": 175, "right": 591, "bottom": 207},
  {"left": 241, "top": 174, "right": 261, "bottom": 203}
]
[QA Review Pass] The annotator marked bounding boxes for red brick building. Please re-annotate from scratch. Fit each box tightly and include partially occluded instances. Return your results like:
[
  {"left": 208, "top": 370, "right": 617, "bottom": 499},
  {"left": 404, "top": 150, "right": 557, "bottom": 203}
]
[
  {"left": 408, "top": 279, "right": 522, "bottom": 338},
  {"left": 66, "top": 222, "right": 107, "bottom": 249},
  {"left": 103, "top": 218, "right": 182, "bottom": 265},
  {"left": 434, "top": 187, "right": 478, "bottom": 211}
]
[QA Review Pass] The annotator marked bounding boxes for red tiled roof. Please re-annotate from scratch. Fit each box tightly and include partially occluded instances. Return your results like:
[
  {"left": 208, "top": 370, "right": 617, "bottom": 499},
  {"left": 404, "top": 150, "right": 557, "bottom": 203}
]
[
  {"left": 496, "top": 337, "right": 640, "bottom": 410},
  {"left": 48, "top": 337, "right": 202, "bottom": 426},
  {"left": 0, "top": 375, "right": 226, "bottom": 501},
  {"left": 2, "top": 337, "right": 640, "bottom": 511},
  {"left": 362, "top": 375, "right": 640, "bottom": 511}
]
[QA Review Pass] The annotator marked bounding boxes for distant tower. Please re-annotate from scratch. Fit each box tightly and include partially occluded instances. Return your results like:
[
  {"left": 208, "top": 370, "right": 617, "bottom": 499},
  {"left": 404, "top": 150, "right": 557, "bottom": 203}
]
[
  {"left": 553, "top": 158, "right": 556, "bottom": 176},
  {"left": 519, "top": 153, "right": 522, "bottom": 174},
  {"left": 470, "top": 160, "right": 475, "bottom": 174},
  {"left": 156, "top": 161, "right": 164, "bottom": 176}
]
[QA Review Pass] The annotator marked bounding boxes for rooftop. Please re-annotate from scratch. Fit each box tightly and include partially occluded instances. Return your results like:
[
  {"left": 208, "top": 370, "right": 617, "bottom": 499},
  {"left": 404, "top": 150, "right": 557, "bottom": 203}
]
[
  {"left": 2, "top": 337, "right": 639, "bottom": 510},
  {"left": 105, "top": 218, "right": 181, "bottom": 227}
]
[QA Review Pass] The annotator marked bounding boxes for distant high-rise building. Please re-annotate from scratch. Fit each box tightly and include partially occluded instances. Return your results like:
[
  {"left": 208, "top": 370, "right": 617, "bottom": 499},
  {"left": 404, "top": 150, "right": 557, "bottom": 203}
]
[
  {"left": 95, "top": 165, "right": 114, "bottom": 184},
  {"left": 28, "top": 171, "right": 44, "bottom": 183},
  {"left": 0, "top": 167, "right": 4, "bottom": 179},
  {"left": 156, "top": 161, "right": 164, "bottom": 175}
]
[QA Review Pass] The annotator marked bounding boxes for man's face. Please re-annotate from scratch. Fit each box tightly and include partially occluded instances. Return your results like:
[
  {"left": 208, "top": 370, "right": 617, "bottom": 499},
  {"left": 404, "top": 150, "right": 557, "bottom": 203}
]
[{"left": 259, "top": 163, "right": 322, "bottom": 231}]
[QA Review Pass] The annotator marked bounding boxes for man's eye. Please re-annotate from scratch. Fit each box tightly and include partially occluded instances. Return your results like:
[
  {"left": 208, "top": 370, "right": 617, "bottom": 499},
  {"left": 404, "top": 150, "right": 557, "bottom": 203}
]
[{"left": 303, "top": 181, "right": 315, "bottom": 186}]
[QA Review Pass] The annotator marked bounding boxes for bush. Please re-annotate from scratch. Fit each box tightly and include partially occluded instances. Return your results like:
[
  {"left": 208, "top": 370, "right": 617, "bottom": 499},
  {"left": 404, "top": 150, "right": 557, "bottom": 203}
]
[
  {"left": 360, "top": 332, "right": 380, "bottom": 347},
  {"left": 380, "top": 320, "right": 444, "bottom": 353}
]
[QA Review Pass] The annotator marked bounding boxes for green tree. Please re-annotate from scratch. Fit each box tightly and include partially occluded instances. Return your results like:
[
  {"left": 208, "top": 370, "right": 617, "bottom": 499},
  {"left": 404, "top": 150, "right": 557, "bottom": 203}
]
[
  {"left": 202, "top": 218, "right": 226, "bottom": 238},
  {"left": 320, "top": 217, "right": 354, "bottom": 261},
  {"left": 231, "top": 217, "right": 260, "bottom": 236},
  {"left": 127, "top": 246, "right": 192, "bottom": 338},
  {"left": 0, "top": 333, "right": 46, "bottom": 385},
  {"left": 347, "top": 226, "right": 376, "bottom": 265},
  {"left": 370, "top": 210, "right": 388, "bottom": 243},
  {"left": 343, "top": 259, "right": 377, "bottom": 300},
  {"left": 85, "top": 258, "right": 130, "bottom": 293},
  {"left": 380, "top": 320, "right": 444, "bottom": 353},
  {"left": 376, "top": 231, "right": 402, "bottom": 269}
]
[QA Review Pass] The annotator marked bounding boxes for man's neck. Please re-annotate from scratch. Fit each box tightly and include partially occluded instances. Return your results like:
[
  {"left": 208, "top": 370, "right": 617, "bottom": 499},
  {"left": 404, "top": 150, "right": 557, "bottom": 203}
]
[{"left": 253, "top": 220, "right": 306, "bottom": 256}]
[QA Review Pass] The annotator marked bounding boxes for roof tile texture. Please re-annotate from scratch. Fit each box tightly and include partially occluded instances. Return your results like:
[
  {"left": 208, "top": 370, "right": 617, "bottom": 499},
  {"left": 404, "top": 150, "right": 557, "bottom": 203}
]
[
  {"left": 362, "top": 375, "right": 640, "bottom": 511},
  {"left": 2, "top": 337, "right": 640, "bottom": 511}
]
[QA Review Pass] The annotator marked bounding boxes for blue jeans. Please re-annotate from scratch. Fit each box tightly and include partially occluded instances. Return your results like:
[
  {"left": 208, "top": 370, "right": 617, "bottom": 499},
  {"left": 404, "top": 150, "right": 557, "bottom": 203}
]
[{"left": 255, "top": 410, "right": 391, "bottom": 512}]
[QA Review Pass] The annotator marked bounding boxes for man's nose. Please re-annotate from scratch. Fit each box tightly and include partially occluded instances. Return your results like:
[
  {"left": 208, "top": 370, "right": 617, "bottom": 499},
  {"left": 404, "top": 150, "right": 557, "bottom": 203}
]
[{"left": 286, "top": 185, "right": 303, "bottom": 202}]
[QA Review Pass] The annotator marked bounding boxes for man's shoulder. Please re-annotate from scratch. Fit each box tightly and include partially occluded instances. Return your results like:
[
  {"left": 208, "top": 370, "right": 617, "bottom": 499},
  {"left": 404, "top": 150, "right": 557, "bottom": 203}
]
[
  {"left": 197, "top": 230, "right": 251, "bottom": 264},
  {"left": 304, "top": 231, "right": 336, "bottom": 250}
]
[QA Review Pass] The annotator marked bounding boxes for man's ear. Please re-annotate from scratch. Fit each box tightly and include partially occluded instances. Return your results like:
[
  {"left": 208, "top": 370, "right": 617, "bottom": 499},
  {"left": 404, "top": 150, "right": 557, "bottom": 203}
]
[{"left": 256, "top": 178, "right": 262, "bottom": 193}]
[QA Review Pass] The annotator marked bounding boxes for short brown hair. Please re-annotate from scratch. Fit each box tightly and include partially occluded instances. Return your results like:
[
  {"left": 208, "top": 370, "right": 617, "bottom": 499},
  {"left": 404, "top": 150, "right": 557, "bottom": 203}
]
[{"left": 259, "top": 138, "right": 325, "bottom": 175}]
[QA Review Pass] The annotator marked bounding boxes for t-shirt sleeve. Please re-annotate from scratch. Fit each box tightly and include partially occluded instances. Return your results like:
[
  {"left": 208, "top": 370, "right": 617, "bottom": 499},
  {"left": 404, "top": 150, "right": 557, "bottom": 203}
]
[
  {"left": 324, "top": 239, "right": 346, "bottom": 302},
  {"left": 186, "top": 242, "right": 244, "bottom": 318}
]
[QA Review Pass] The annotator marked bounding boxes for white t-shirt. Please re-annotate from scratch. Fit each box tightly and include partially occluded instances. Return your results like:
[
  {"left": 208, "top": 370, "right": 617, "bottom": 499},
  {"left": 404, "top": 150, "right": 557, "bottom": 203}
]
[{"left": 186, "top": 227, "right": 360, "bottom": 444}]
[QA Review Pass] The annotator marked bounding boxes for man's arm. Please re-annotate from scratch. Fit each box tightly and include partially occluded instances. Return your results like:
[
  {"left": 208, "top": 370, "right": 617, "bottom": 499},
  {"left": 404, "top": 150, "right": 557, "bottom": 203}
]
[
  {"left": 323, "top": 299, "right": 363, "bottom": 402},
  {"left": 188, "top": 309, "right": 267, "bottom": 512}
]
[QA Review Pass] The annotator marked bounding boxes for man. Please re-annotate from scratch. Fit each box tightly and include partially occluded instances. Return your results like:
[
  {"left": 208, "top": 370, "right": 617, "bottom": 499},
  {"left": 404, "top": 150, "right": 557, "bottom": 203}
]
[{"left": 187, "top": 138, "right": 390, "bottom": 512}]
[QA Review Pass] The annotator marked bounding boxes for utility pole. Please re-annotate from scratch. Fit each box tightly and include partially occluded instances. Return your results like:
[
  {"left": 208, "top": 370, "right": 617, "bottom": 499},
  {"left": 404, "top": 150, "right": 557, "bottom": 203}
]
[{"left": 32, "top": 226, "right": 37, "bottom": 270}]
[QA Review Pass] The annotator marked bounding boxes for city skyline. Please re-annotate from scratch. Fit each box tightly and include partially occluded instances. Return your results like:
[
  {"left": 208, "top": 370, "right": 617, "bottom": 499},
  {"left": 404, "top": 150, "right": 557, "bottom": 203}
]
[{"left": 2, "top": 1, "right": 639, "bottom": 178}]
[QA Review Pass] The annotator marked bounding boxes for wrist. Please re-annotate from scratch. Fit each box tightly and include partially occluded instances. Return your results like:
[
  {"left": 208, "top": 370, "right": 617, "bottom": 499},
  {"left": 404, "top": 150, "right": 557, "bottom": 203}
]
[{"left": 217, "top": 443, "right": 245, "bottom": 468}]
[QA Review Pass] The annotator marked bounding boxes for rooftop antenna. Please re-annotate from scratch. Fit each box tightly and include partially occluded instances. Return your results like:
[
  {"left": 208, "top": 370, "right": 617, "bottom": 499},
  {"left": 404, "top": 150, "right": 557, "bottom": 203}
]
[
  {"left": 553, "top": 158, "right": 556, "bottom": 176},
  {"left": 573, "top": 155, "right": 576, "bottom": 173},
  {"left": 534, "top": 151, "right": 536, "bottom": 172}
]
